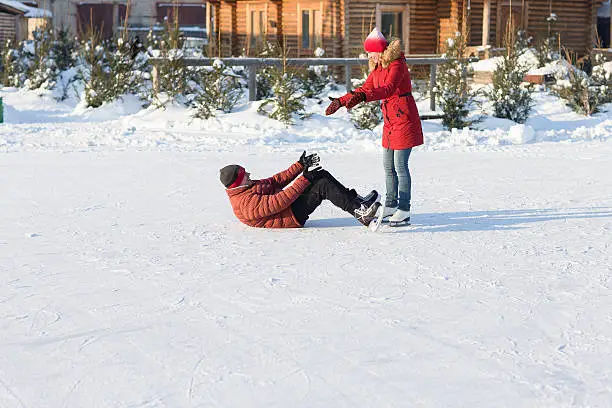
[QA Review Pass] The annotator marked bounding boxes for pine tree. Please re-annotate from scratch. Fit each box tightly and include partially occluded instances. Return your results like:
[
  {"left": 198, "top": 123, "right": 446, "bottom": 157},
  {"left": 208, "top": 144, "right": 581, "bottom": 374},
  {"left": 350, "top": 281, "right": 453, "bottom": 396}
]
[
  {"left": 78, "top": 25, "right": 113, "bottom": 108},
  {"left": 192, "top": 59, "right": 243, "bottom": 119},
  {"left": 52, "top": 26, "right": 77, "bottom": 72},
  {"left": 553, "top": 51, "right": 611, "bottom": 116},
  {"left": 487, "top": 26, "right": 533, "bottom": 123},
  {"left": 151, "top": 16, "right": 190, "bottom": 106},
  {"left": 106, "top": 32, "right": 142, "bottom": 97},
  {"left": 434, "top": 31, "right": 475, "bottom": 130},
  {"left": 0, "top": 39, "right": 22, "bottom": 87},
  {"left": 591, "top": 53, "right": 612, "bottom": 105},
  {"left": 257, "top": 48, "right": 306, "bottom": 125},
  {"left": 298, "top": 47, "right": 333, "bottom": 98},
  {"left": 534, "top": 13, "right": 559, "bottom": 68},
  {"left": 26, "top": 22, "right": 60, "bottom": 90},
  {"left": 255, "top": 41, "right": 280, "bottom": 100}
]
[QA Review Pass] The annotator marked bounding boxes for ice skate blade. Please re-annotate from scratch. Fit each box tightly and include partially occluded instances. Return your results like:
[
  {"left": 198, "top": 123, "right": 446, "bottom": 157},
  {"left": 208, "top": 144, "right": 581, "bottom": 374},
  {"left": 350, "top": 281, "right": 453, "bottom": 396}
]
[{"left": 388, "top": 220, "right": 411, "bottom": 227}]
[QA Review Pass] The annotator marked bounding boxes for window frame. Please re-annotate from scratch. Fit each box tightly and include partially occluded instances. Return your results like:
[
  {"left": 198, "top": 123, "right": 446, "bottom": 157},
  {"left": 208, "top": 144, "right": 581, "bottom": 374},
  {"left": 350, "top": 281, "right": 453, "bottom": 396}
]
[
  {"left": 298, "top": 3, "right": 323, "bottom": 52},
  {"left": 375, "top": 3, "right": 410, "bottom": 53},
  {"left": 246, "top": 3, "right": 268, "bottom": 53}
]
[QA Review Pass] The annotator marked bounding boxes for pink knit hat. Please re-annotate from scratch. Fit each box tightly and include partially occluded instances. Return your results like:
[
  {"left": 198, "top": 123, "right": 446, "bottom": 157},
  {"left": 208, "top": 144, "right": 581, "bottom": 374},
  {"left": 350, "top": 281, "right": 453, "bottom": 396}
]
[{"left": 363, "top": 28, "right": 388, "bottom": 52}]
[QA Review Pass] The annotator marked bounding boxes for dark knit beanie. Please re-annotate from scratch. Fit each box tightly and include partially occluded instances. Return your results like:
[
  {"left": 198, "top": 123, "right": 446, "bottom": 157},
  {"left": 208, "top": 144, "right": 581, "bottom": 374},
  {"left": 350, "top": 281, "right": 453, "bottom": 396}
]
[{"left": 219, "top": 164, "right": 244, "bottom": 188}]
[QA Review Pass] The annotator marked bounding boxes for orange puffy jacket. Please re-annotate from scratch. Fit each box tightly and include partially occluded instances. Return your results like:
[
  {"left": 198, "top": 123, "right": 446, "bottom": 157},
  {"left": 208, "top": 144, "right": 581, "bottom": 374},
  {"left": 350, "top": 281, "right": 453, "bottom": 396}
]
[{"left": 225, "top": 162, "right": 310, "bottom": 228}]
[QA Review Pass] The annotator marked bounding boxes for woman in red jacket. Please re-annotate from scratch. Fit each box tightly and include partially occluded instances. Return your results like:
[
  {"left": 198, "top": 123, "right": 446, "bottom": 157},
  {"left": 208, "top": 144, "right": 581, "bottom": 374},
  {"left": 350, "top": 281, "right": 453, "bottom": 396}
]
[{"left": 326, "top": 28, "right": 424, "bottom": 225}]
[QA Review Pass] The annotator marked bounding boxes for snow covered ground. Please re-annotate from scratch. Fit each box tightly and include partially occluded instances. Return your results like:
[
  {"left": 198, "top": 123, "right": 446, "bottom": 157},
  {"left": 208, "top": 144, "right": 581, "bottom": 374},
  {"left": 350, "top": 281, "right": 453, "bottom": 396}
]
[{"left": 1, "top": 88, "right": 612, "bottom": 407}]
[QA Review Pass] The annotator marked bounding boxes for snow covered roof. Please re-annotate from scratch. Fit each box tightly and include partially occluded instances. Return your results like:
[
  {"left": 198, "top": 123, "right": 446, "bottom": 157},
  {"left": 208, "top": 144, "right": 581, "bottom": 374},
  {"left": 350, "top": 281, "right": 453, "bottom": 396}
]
[{"left": 0, "top": 0, "right": 52, "bottom": 18}]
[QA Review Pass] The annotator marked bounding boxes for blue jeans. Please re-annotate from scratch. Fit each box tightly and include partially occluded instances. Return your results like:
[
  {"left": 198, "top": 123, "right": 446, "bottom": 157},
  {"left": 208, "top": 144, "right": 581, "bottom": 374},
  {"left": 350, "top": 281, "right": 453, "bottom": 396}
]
[{"left": 383, "top": 148, "right": 412, "bottom": 211}]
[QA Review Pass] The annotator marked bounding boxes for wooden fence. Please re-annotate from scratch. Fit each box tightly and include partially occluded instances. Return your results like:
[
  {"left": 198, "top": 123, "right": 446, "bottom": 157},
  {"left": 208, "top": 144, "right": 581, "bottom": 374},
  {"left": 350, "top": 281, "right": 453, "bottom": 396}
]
[{"left": 149, "top": 56, "right": 449, "bottom": 111}]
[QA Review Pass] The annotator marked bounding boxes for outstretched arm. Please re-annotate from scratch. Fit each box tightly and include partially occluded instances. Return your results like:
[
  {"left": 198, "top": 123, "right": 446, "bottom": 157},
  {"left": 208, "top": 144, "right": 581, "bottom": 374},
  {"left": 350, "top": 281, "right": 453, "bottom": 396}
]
[
  {"left": 259, "top": 162, "right": 304, "bottom": 190},
  {"left": 338, "top": 72, "right": 376, "bottom": 106}
]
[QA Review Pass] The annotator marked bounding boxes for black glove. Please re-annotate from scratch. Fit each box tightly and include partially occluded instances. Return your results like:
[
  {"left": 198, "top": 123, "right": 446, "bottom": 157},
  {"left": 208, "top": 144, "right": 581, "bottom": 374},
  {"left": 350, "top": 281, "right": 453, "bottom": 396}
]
[
  {"left": 325, "top": 97, "right": 342, "bottom": 115},
  {"left": 303, "top": 166, "right": 325, "bottom": 182},
  {"left": 345, "top": 91, "right": 366, "bottom": 110},
  {"left": 298, "top": 151, "right": 320, "bottom": 169}
]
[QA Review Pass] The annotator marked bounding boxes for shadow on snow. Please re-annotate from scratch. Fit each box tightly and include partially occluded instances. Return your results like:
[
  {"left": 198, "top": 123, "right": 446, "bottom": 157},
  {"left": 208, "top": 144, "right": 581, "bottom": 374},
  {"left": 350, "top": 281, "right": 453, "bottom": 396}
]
[{"left": 306, "top": 207, "right": 612, "bottom": 232}]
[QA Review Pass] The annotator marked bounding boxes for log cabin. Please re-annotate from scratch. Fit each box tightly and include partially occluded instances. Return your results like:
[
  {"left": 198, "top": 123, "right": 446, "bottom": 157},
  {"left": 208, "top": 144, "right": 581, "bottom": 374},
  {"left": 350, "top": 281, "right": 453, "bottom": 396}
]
[{"left": 38, "top": 0, "right": 609, "bottom": 57}]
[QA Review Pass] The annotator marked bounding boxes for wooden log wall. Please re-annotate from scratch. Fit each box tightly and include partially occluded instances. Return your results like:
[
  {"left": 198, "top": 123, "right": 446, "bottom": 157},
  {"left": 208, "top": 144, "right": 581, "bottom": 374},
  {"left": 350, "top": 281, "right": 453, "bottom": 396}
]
[
  {"left": 280, "top": 0, "right": 339, "bottom": 57},
  {"left": 466, "top": 0, "right": 499, "bottom": 48},
  {"left": 527, "top": 0, "right": 601, "bottom": 53},
  {"left": 443, "top": 0, "right": 601, "bottom": 54},
  {"left": 0, "top": 12, "right": 17, "bottom": 44},
  {"left": 344, "top": 0, "right": 438, "bottom": 56},
  {"left": 437, "top": 0, "right": 462, "bottom": 51},
  {"left": 343, "top": 0, "right": 378, "bottom": 58},
  {"left": 235, "top": 0, "right": 279, "bottom": 56},
  {"left": 528, "top": 0, "right": 592, "bottom": 52},
  {"left": 412, "top": 0, "right": 438, "bottom": 54},
  {"left": 212, "top": 0, "right": 603, "bottom": 57},
  {"left": 217, "top": 0, "right": 236, "bottom": 57}
]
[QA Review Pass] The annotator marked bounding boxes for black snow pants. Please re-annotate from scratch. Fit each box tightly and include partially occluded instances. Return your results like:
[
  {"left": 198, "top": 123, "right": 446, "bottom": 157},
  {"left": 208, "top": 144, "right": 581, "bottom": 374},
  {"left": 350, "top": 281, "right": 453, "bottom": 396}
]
[{"left": 290, "top": 170, "right": 359, "bottom": 226}]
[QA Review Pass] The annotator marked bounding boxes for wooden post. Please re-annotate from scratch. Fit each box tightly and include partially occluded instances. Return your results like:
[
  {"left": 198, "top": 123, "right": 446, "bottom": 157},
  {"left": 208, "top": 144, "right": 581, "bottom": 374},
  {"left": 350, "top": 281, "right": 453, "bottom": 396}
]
[
  {"left": 429, "top": 63, "right": 437, "bottom": 111},
  {"left": 345, "top": 64, "right": 352, "bottom": 91},
  {"left": 248, "top": 65, "right": 257, "bottom": 101},
  {"left": 205, "top": 2, "right": 211, "bottom": 55},
  {"left": 496, "top": 0, "right": 503, "bottom": 47},
  {"left": 482, "top": 0, "right": 491, "bottom": 56},
  {"left": 112, "top": 1, "right": 118, "bottom": 36}
]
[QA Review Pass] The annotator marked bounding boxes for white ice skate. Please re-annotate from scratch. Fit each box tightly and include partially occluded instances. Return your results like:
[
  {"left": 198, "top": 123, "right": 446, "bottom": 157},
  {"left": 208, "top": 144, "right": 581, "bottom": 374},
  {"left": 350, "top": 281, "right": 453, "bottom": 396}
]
[{"left": 388, "top": 209, "right": 411, "bottom": 227}]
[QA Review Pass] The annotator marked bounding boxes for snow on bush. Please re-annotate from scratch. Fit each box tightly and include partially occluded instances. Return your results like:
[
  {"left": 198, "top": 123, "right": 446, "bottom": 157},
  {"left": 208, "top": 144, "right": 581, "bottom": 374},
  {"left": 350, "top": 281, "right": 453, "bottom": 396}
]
[
  {"left": 534, "top": 14, "right": 560, "bottom": 68},
  {"left": 53, "top": 26, "right": 78, "bottom": 72},
  {"left": 0, "top": 39, "right": 23, "bottom": 87},
  {"left": 435, "top": 32, "right": 476, "bottom": 130},
  {"left": 148, "top": 21, "right": 194, "bottom": 107},
  {"left": 298, "top": 47, "right": 335, "bottom": 99},
  {"left": 487, "top": 29, "right": 534, "bottom": 124},
  {"left": 258, "top": 60, "right": 307, "bottom": 125},
  {"left": 553, "top": 52, "right": 612, "bottom": 116},
  {"left": 192, "top": 59, "right": 244, "bottom": 119},
  {"left": 25, "top": 22, "right": 60, "bottom": 90}
]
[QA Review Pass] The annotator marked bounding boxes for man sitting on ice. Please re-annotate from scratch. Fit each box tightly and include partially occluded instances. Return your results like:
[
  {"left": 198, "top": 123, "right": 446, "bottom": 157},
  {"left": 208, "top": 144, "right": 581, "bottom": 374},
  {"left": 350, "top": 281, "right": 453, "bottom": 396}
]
[{"left": 220, "top": 152, "right": 380, "bottom": 228}]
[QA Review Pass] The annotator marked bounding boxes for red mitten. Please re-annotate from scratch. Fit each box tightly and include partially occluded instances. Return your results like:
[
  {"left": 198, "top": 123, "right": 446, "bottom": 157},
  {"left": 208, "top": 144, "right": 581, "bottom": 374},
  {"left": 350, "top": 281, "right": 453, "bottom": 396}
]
[
  {"left": 345, "top": 92, "right": 366, "bottom": 110},
  {"left": 325, "top": 97, "right": 342, "bottom": 116}
]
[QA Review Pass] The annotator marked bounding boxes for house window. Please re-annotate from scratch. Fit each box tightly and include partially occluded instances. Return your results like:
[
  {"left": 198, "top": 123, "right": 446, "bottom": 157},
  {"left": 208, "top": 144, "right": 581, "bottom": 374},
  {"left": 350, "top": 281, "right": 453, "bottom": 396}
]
[
  {"left": 381, "top": 11, "right": 402, "bottom": 40},
  {"left": 300, "top": 9, "right": 322, "bottom": 49},
  {"left": 597, "top": 1, "right": 611, "bottom": 48},
  {"left": 249, "top": 9, "right": 266, "bottom": 48},
  {"left": 156, "top": 3, "right": 209, "bottom": 40},
  {"left": 376, "top": 4, "right": 409, "bottom": 52}
]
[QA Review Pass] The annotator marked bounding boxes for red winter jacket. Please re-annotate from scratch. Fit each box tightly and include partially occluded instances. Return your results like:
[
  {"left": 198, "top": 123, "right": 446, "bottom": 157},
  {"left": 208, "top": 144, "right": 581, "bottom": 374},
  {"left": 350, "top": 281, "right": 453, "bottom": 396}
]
[
  {"left": 225, "top": 162, "right": 310, "bottom": 228},
  {"left": 340, "top": 40, "right": 424, "bottom": 150}
]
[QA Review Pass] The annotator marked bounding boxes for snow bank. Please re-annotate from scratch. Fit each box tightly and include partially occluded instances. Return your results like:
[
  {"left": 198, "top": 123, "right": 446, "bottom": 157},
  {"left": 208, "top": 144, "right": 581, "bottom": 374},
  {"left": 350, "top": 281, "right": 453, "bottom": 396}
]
[
  {"left": 507, "top": 124, "right": 535, "bottom": 144},
  {"left": 1, "top": 86, "right": 611, "bottom": 154},
  {"left": 471, "top": 49, "right": 540, "bottom": 73}
]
